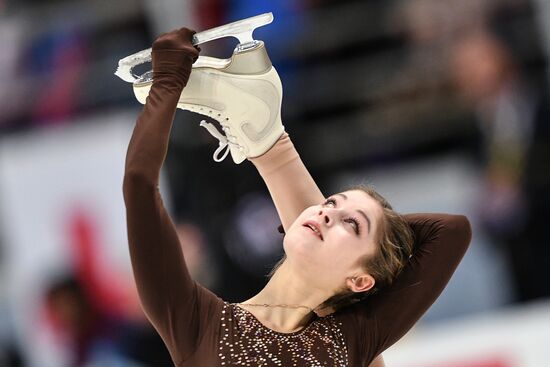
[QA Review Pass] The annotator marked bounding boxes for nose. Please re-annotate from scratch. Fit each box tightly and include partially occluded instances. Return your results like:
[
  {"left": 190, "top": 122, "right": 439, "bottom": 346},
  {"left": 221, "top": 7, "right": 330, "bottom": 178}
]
[{"left": 318, "top": 209, "right": 331, "bottom": 224}]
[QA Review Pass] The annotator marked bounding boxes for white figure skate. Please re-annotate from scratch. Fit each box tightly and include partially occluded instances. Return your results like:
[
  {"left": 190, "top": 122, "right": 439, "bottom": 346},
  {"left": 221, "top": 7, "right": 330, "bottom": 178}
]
[{"left": 115, "top": 13, "right": 284, "bottom": 164}]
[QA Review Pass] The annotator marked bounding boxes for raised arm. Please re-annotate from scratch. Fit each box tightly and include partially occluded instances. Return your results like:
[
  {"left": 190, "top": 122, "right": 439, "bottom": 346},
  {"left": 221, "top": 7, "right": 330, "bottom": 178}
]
[
  {"left": 122, "top": 28, "right": 204, "bottom": 364},
  {"left": 351, "top": 213, "right": 472, "bottom": 360},
  {"left": 249, "top": 132, "right": 325, "bottom": 232}
]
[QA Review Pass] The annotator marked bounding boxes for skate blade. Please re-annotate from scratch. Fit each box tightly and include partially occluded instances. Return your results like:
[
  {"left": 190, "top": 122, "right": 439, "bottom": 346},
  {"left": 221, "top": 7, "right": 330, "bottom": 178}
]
[{"left": 114, "top": 12, "right": 273, "bottom": 84}]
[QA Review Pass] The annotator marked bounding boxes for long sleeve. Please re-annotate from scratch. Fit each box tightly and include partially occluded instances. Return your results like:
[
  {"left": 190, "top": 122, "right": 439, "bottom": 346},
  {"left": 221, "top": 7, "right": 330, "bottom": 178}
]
[
  {"left": 122, "top": 37, "right": 221, "bottom": 365},
  {"left": 341, "top": 213, "right": 472, "bottom": 362},
  {"left": 122, "top": 84, "right": 195, "bottom": 364}
]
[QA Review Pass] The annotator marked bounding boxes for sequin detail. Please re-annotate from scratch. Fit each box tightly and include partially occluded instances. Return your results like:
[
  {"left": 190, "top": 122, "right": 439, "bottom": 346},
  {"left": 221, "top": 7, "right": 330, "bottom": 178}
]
[{"left": 218, "top": 302, "right": 349, "bottom": 366}]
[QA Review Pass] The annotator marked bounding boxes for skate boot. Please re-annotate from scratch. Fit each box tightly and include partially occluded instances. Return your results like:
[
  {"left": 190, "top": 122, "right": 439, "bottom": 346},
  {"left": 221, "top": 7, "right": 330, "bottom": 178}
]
[{"left": 115, "top": 13, "right": 284, "bottom": 164}]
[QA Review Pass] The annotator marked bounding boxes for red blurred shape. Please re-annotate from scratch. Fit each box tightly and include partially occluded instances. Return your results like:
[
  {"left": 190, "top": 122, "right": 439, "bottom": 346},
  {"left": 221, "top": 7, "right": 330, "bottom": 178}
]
[
  {"left": 69, "top": 207, "right": 135, "bottom": 317},
  {"left": 409, "top": 355, "right": 514, "bottom": 367}
]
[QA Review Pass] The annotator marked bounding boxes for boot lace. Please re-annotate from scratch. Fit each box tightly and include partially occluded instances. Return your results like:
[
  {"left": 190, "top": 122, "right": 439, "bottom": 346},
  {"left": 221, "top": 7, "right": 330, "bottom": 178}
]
[{"left": 199, "top": 120, "right": 244, "bottom": 162}]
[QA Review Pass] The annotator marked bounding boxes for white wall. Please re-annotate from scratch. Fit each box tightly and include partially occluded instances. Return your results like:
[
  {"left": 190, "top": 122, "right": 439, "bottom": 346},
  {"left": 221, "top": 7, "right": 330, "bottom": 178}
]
[{"left": 384, "top": 300, "right": 550, "bottom": 367}]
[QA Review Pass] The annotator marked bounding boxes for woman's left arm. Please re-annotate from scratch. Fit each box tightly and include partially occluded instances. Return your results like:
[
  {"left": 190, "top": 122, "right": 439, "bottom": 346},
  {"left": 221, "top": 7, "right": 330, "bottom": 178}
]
[
  {"left": 354, "top": 213, "right": 472, "bottom": 360},
  {"left": 249, "top": 132, "right": 325, "bottom": 233}
]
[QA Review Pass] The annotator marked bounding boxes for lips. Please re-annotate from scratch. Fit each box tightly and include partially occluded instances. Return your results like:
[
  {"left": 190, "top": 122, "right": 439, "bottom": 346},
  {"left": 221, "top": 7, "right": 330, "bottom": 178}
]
[{"left": 303, "top": 220, "right": 323, "bottom": 240}]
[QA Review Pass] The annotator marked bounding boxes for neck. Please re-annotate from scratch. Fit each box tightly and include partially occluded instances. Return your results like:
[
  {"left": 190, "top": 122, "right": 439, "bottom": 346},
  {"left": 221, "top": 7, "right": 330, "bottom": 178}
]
[{"left": 239, "top": 260, "right": 332, "bottom": 333}]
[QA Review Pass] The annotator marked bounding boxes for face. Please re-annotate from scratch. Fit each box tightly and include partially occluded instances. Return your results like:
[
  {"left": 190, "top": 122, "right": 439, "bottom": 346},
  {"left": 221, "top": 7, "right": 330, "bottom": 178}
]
[
  {"left": 283, "top": 190, "right": 383, "bottom": 294},
  {"left": 451, "top": 35, "right": 510, "bottom": 102}
]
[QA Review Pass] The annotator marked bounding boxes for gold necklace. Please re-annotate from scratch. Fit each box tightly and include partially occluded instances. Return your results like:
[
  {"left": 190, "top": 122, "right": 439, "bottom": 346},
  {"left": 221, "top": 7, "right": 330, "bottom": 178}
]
[{"left": 238, "top": 302, "right": 314, "bottom": 313}]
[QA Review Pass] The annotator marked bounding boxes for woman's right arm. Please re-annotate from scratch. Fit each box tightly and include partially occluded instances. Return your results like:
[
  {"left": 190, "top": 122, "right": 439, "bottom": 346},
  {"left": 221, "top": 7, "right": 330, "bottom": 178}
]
[{"left": 122, "top": 28, "right": 203, "bottom": 364}]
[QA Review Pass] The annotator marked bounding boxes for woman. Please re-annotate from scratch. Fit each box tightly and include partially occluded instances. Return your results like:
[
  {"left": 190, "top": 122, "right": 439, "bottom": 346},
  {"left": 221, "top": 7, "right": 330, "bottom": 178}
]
[{"left": 122, "top": 28, "right": 472, "bottom": 366}]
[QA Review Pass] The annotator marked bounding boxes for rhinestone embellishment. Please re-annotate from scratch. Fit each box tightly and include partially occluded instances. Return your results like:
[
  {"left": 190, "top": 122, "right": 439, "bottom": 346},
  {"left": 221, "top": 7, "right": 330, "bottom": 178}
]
[{"left": 218, "top": 302, "right": 349, "bottom": 366}]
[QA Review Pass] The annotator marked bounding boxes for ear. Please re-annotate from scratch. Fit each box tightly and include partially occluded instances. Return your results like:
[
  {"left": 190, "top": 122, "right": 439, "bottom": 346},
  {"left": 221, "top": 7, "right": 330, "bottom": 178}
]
[{"left": 347, "top": 274, "right": 375, "bottom": 293}]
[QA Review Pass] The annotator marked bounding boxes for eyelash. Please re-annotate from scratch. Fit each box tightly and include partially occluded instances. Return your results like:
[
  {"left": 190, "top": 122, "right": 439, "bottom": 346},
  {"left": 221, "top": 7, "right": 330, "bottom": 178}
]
[{"left": 323, "top": 198, "right": 362, "bottom": 235}]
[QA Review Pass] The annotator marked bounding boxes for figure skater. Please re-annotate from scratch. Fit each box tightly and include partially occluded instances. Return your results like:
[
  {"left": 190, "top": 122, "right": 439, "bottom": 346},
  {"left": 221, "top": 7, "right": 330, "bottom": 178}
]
[{"left": 122, "top": 28, "right": 472, "bottom": 366}]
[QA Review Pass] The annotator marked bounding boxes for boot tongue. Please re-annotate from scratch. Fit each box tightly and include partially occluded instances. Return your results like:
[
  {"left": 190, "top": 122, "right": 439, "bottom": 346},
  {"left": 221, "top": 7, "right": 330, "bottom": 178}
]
[{"left": 230, "top": 147, "right": 246, "bottom": 164}]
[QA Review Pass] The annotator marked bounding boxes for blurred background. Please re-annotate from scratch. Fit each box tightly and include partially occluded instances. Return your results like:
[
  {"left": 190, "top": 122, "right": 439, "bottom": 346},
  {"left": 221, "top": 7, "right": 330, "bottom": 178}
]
[{"left": 0, "top": 0, "right": 549, "bottom": 366}]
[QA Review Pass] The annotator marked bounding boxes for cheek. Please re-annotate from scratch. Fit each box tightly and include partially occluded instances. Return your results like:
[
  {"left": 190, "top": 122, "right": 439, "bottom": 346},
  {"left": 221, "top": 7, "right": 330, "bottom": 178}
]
[
  {"left": 283, "top": 220, "right": 357, "bottom": 267},
  {"left": 296, "top": 209, "right": 315, "bottom": 224},
  {"left": 325, "top": 236, "right": 365, "bottom": 268}
]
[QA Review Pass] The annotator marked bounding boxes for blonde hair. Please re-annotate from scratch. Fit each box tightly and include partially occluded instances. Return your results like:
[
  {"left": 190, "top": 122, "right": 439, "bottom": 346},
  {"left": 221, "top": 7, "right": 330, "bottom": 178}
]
[{"left": 267, "top": 184, "right": 414, "bottom": 313}]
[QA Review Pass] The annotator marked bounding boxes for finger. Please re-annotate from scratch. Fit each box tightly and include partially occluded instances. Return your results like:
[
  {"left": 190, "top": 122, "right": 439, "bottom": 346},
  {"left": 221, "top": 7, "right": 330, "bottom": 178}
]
[
  {"left": 177, "top": 27, "right": 197, "bottom": 41},
  {"left": 178, "top": 27, "right": 196, "bottom": 34}
]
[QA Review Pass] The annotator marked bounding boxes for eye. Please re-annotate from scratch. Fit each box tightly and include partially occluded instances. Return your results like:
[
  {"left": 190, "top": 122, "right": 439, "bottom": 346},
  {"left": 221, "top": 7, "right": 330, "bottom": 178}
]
[
  {"left": 323, "top": 198, "right": 336, "bottom": 207},
  {"left": 323, "top": 198, "right": 361, "bottom": 235},
  {"left": 345, "top": 218, "right": 361, "bottom": 235}
]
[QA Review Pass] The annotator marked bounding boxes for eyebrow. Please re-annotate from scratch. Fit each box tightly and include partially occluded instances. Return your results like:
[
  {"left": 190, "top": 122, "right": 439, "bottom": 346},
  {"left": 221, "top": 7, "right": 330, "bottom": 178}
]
[{"left": 335, "top": 193, "right": 371, "bottom": 234}]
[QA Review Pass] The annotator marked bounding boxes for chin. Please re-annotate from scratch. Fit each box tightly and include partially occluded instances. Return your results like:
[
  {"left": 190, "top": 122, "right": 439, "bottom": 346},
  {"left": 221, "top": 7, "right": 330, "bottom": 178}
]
[
  {"left": 282, "top": 233, "right": 298, "bottom": 256},
  {"left": 284, "top": 229, "right": 313, "bottom": 253}
]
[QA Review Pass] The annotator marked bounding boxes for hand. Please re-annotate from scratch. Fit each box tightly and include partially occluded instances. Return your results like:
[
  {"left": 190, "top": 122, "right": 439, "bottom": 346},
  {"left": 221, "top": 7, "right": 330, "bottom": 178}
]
[{"left": 151, "top": 27, "right": 201, "bottom": 89}]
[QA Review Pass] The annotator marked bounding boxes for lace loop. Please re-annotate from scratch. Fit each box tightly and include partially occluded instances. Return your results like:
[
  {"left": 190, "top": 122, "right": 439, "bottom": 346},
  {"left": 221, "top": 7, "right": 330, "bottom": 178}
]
[{"left": 199, "top": 120, "right": 242, "bottom": 162}]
